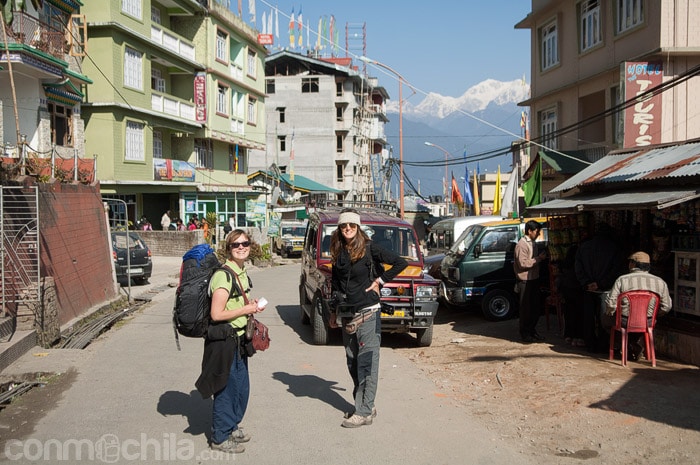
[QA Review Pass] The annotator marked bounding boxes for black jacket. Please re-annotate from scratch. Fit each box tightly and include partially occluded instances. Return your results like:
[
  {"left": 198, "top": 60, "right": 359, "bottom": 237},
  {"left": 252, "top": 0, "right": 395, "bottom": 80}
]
[{"left": 332, "top": 241, "right": 408, "bottom": 312}]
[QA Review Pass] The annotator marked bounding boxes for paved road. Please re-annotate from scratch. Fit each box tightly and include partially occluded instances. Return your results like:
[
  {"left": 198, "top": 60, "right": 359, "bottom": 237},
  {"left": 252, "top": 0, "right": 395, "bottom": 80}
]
[{"left": 1, "top": 259, "right": 535, "bottom": 464}]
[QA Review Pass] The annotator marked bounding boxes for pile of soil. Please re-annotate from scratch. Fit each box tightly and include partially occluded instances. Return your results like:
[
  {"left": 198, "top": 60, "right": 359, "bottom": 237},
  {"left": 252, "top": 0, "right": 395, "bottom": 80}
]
[{"left": 396, "top": 306, "right": 700, "bottom": 465}]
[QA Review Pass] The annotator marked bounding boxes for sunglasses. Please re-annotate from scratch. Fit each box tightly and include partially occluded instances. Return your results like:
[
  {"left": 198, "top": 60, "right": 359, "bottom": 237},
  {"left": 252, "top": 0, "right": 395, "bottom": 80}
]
[
  {"left": 339, "top": 223, "right": 358, "bottom": 230},
  {"left": 229, "top": 241, "right": 251, "bottom": 249}
]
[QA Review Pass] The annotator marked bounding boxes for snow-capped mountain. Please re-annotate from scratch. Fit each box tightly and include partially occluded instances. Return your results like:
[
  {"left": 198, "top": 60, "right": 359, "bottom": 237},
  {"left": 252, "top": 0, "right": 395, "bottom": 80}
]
[
  {"left": 383, "top": 78, "right": 529, "bottom": 199},
  {"left": 387, "top": 79, "right": 530, "bottom": 120}
]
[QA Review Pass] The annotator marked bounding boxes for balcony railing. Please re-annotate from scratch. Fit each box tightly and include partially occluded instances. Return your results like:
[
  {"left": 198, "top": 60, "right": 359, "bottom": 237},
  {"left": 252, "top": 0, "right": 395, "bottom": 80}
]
[
  {"left": 151, "top": 91, "right": 196, "bottom": 122},
  {"left": 151, "top": 25, "right": 195, "bottom": 61},
  {"left": 4, "top": 11, "right": 66, "bottom": 60}
]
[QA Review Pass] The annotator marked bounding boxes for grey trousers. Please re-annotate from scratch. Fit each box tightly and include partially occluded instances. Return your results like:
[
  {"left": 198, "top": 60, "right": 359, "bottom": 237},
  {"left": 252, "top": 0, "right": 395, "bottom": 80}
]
[{"left": 342, "top": 310, "right": 381, "bottom": 417}]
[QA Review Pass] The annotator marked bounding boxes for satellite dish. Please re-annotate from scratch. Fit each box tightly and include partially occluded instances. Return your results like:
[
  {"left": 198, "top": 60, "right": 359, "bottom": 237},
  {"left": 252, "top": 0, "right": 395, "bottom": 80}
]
[
  {"left": 293, "top": 191, "right": 301, "bottom": 201},
  {"left": 271, "top": 186, "right": 281, "bottom": 205}
]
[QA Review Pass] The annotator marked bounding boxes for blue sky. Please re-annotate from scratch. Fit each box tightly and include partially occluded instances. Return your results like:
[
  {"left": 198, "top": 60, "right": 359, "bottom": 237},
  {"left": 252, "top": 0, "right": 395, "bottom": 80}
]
[{"left": 247, "top": 0, "right": 532, "bottom": 101}]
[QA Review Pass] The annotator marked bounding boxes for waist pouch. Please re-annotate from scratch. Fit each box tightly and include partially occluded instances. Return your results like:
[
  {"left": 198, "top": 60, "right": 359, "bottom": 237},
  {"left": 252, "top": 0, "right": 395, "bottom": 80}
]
[{"left": 342, "top": 309, "right": 377, "bottom": 335}]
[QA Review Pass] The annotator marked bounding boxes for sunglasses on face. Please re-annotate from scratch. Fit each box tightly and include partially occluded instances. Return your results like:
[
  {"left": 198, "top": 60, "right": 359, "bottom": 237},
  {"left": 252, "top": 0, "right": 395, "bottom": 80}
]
[
  {"left": 229, "top": 241, "right": 251, "bottom": 249},
  {"left": 339, "top": 223, "right": 357, "bottom": 230}
]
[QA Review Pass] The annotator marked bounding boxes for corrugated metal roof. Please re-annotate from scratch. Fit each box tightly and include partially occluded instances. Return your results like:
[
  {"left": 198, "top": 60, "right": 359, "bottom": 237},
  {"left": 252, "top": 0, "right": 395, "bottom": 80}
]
[
  {"left": 527, "top": 189, "right": 700, "bottom": 215},
  {"left": 551, "top": 141, "right": 700, "bottom": 193}
]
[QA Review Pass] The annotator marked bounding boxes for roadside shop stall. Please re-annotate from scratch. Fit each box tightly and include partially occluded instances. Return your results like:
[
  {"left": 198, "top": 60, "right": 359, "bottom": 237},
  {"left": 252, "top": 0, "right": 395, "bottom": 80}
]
[{"left": 527, "top": 141, "right": 700, "bottom": 366}]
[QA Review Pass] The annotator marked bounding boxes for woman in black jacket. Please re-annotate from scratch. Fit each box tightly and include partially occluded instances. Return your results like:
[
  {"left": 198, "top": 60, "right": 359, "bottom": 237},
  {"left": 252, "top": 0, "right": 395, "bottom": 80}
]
[{"left": 328, "top": 209, "right": 407, "bottom": 428}]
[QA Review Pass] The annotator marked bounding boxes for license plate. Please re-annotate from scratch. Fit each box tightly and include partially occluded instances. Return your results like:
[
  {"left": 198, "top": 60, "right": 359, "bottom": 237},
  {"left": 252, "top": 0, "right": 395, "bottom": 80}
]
[
  {"left": 129, "top": 268, "right": 143, "bottom": 274},
  {"left": 382, "top": 310, "right": 404, "bottom": 318}
]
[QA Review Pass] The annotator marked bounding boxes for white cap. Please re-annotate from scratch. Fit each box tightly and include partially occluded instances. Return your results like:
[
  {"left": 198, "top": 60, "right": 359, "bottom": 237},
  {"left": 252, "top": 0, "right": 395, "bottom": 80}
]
[{"left": 338, "top": 211, "right": 361, "bottom": 227}]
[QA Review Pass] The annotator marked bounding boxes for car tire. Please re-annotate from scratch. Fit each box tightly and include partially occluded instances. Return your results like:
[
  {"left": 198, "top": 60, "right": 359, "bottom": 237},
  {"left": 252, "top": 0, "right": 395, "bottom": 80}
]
[
  {"left": 134, "top": 277, "right": 149, "bottom": 285},
  {"left": 299, "top": 281, "right": 310, "bottom": 325},
  {"left": 481, "top": 289, "right": 516, "bottom": 321},
  {"left": 415, "top": 325, "right": 433, "bottom": 347},
  {"left": 312, "top": 295, "right": 329, "bottom": 345},
  {"left": 281, "top": 247, "right": 288, "bottom": 258}
]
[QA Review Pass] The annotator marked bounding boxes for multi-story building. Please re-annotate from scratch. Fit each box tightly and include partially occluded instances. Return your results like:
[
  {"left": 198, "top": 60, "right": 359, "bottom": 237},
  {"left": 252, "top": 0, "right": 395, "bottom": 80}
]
[
  {"left": 516, "top": 0, "right": 700, "bottom": 159},
  {"left": 80, "top": 0, "right": 266, "bottom": 228},
  {"left": 251, "top": 51, "right": 390, "bottom": 202},
  {"left": 0, "top": 0, "right": 91, "bottom": 166}
]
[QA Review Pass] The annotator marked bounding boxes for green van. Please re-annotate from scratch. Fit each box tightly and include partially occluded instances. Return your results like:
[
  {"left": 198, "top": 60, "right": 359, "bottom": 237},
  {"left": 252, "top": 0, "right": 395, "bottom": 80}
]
[{"left": 439, "top": 217, "right": 548, "bottom": 321}]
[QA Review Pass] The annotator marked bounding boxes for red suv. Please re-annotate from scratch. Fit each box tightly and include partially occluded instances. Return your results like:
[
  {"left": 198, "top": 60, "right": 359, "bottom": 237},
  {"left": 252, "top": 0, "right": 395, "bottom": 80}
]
[{"left": 299, "top": 203, "right": 439, "bottom": 346}]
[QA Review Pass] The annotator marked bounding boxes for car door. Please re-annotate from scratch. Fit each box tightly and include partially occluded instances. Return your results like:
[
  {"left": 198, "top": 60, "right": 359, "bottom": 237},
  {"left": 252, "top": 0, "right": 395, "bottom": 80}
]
[{"left": 464, "top": 226, "right": 519, "bottom": 288}]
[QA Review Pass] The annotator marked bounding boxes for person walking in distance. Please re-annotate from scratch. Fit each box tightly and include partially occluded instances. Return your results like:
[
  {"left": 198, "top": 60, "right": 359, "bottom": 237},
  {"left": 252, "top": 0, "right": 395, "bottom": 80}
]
[
  {"left": 514, "top": 220, "right": 547, "bottom": 343},
  {"left": 328, "top": 209, "right": 407, "bottom": 428},
  {"left": 161, "top": 210, "right": 171, "bottom": 230},
  {"left": 195, "top": 230, "right": 266, "bottom": 454}
]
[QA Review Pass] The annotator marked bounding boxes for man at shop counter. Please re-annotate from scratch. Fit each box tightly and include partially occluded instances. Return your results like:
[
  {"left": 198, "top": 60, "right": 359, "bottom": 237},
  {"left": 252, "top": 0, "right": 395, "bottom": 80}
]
[
  {"left": 514, "top": 220, "right": 547, "bottom": 343},
  {"left": 605, "top": 251, "right": 672, "bottom": 361}
]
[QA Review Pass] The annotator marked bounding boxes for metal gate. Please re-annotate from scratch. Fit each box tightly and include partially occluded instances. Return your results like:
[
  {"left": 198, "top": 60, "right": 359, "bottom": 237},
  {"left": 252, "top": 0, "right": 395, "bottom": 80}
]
[{"left": 0, "top": 185, "right": 40, "bottom": 340}]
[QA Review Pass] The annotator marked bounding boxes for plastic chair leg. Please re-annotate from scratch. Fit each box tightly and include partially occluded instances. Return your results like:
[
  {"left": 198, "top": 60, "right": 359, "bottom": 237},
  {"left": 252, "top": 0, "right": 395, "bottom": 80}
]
[
  {"left": 609, "top": 328, "right": 616, "bottom": 361},
  {"left": 620, "top": 329, "right": 628, "bottom": 367},
  {"left": 647, "top": 330, "right": 656, "bottom": 367}
]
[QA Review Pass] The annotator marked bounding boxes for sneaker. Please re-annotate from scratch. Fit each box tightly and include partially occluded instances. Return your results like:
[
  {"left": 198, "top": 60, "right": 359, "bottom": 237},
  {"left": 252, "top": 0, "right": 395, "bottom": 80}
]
[
  {"left": 230, "top": 428, "right": 251, "bottom": 443},
  {"left": 344, "top": 407, "right": 377, "bottom": 419},
  {"left": 210, "top": 438, "right": 245, "bottom": 454},
  {"left": 341, "top": 414, "right": 373, "bottom": 428}
]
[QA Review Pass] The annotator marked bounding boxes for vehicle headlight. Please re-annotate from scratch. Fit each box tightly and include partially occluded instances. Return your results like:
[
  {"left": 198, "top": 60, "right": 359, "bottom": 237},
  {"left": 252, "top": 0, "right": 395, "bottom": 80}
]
[{"left": 416, "top": 286, "right": 436, "bottom": 299}]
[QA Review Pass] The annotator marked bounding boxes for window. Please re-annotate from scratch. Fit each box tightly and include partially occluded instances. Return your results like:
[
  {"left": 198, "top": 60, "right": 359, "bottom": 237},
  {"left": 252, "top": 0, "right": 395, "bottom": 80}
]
[
  {"left": 540, "top": 20, "right": 558, "bottom": 71},
  {"left": 278, "top": 107, "right": 286, "bottom": 123},
  {"left": 247, "top": 97, "right": 257, "bottom": 124},
  {"left": 195, "top": 139, "right": 213, "bottom": 169},
  {"left": 336, "top": 106, "right": 343, "bottom": 121},
  {"left": 278, "top": 136, "right": 286, "bottom": 152},
  {"left": 580, "top": 0, "right": 601, "bottom": 52},
  {"left": 151, "top": 5, "right": 161, "bottom": 24},
  {"left": 47, "top": 102, "right": 73, "bottom": 147},
  {"left": 616, "top": 0, "right": 644, "bottom": 34},
  {"left": 480, "top": 229, "right": 517, "bottom": 253},
  {"left": 229, "top": 144, "right": 245, "bottom": 173},
  {"left": 216, "top": 30, "right": 227, "bottom": 62},
  {"left": 336, "top": 134, "right": 344, "bottom": 152},
  {"left": 151, "top": 68, "right": 165, "bottom": 92},
  {"left": 121, "top": 0, "right": 142, "bottom": 19},
  {"left": 266, "top": 79, "right": 275, "bottom": 94},
  {"left": 125, "top": 121, "right": 145, "bottom": 161},
  {"left": 247, "top": 49, "right": 257, "bottom": 78},
  {"left": 336, "top": 163, "right": 343, "bottom": 182},
  {"left": 40, "top": 2, "right": 66, "bottom": 30},
  {"left": 336, "top": 81, "right": 343, "bottom": 97},
  {"left": 540, "top": 108, "right": 558, "bottom": 150},
  {"left": 302, "top": 77, "right": 319, "bottom": 93},
  {"left": 124, "top": 46, "right": 143, "bottom": 90},
  {"left": 153, "top": 130, "right": 162, "bottom": 159},
  {"left": 217, "top": 83, "right": 228, "bottom": 115}
]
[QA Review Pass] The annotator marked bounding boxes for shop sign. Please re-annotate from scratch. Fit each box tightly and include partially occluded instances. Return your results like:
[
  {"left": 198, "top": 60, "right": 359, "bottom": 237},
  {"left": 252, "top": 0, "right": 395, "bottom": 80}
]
[
  {"left": 194, "top": 72, "right": 207, "bottom": 123},
  {"left": 154, "top": 159, "right": 196, "bottom": 182},
  {"left": 258, "top": 34, "right": 273, "bottom": 45},
  {"left": 622, "top": 62, "right": 663, "bottom": 148}
]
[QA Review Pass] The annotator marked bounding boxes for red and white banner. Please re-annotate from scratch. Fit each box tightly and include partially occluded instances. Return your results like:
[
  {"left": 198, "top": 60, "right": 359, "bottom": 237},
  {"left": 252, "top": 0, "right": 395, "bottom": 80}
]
[
  {"left": 623, "top": 62, "right": 663, "bottom": 148},
  {"left": 194, "top": 72, "right": 207, "bottom": 123}
]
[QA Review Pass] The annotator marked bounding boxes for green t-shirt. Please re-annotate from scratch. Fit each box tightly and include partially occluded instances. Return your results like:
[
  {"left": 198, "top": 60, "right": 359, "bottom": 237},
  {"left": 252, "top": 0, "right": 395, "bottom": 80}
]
[{"left": 209, "top": 260, "right": 249, "bottom": 334}]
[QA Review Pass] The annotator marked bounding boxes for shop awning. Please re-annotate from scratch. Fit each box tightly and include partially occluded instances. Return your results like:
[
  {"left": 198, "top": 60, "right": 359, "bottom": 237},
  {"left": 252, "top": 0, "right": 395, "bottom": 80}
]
[{"left": 526, "top": 189, "right": 700, "bottom": 215}]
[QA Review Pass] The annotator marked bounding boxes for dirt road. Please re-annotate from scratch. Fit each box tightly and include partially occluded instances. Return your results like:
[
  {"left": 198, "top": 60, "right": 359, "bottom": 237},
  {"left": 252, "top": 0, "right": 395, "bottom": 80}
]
[{"left": 392, "top": 305, "right": 700, "bottom": 465}]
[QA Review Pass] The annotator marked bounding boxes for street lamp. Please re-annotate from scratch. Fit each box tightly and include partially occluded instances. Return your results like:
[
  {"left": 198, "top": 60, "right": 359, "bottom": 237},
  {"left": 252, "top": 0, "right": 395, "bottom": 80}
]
[
  {"left": 359, "top": 56, "right": 413, "bottom": 219},
  {"left": 424, "top": 141, "right": 450, "bottom": 216}
]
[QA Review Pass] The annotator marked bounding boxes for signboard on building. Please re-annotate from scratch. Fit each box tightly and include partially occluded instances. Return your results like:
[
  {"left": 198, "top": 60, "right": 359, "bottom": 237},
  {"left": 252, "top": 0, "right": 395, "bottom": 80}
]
[
  {"left": 194, "top": 72, "right": 207, "bottom": 123},
  {"left": 622, "top": 62, "right": 663, "bottom": 148},
  {"left": 154, "top": 159, "right": 196, "bottom": 182},
  {"left": 258, "top": 34, "right": 273, "bottom": 45}
]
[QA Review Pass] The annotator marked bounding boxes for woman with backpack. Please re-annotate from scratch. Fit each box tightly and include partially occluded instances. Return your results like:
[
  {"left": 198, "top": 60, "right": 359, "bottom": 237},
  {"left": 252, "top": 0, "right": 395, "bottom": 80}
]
[
  {"left": 328, "top": 209, "right": 407, "bottom": 428},
  {"left": 196, "top": 229, "right": 266, "bottom": 454}
]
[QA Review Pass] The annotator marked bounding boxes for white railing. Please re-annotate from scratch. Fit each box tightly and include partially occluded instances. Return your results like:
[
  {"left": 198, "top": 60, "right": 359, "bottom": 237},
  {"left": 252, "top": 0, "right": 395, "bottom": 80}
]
[
  {"left": 230, "top": 63, "right": 244, "bottom": 81},
  {"left": 230, "top": 119, "right": 245, "bottom": 134},
  {"left": 151, "top": 93, "right": 196, "bottom": 122},
  {"left": 151, "top": 25, "right": 196, "bottom": 61}
]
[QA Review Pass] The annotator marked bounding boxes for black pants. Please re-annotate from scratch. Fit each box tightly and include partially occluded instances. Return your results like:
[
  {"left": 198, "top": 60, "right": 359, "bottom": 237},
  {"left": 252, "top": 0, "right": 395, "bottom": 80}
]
[{"left": 518, "top": 279, "right": 540, "bottom": 337}]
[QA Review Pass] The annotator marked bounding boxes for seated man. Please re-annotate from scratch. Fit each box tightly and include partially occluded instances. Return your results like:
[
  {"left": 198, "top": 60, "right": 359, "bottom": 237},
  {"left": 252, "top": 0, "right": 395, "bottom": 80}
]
[{"left": 605, "top": 251, "right": 672, "bottom": 361}]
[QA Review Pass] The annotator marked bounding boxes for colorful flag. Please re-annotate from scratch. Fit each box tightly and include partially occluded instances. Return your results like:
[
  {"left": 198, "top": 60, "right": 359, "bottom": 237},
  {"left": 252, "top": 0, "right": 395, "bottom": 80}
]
[
  {"left": 520, "top": 111, "right": 526, "bottom": 128},
  {"left": 248, "top": 0, "right": 255, "bottom": 23},
  {"left": 275, "top": 7, "right": 279, "bottom": 39},
  {"left": 234, "top": 144, "right": 239, "bottom": 172},
  {"left": 289, "top": 7, "right": 295, "bottom": 48},
  {"left": 464, "top": 165, "right": 474, "bottom": 206},
  {"left": 523, "top": 156, "right": 542, "bottom": 207},
  {"left": 451, "top": 173, "right": 464, "bottom": 204},
  {"left": 500, "top": 165, "right": 518, "bottom": 218},
  {"left": 493, "top": 166, "right": 502, "bottom": 215},
  {"left": 261, "top": 11, "right": 267, "bottom": 34},
  {"left": 316, "top": 16, "right": 322, "bottom": 49},
  {"left": 473, "top": 170, "right": 481, "bottom": 215},
  {"left": 297, "top": 6, "right": 303, "bottom": 47}
]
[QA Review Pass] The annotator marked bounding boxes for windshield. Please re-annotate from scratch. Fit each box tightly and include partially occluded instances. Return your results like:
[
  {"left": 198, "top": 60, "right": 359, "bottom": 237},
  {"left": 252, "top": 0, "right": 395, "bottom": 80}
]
[
  {"left": 282, "top": 226, "right": 306, "bottom": 236},
  {"left": 321, "top": 223, "right": 420, "bottom": 262},
  {"left": 449, "top": 224, "right": 484, "bottom": 255}
]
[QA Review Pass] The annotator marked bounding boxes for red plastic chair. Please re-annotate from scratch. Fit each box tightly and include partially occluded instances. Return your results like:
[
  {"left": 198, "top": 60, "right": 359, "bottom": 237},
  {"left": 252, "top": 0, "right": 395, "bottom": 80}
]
[{"left": 608, "top": 290, "right": 660, "bottom": 367}]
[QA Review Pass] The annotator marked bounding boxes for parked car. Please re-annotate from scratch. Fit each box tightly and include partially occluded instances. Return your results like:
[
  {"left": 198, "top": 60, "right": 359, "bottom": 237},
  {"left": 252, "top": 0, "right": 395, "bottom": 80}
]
[
  {"left": 438, "top": 217, "right": 548, "bottom": 321},
  {"left": 299, "top": 203, "right": 440, "bottom": 347},
  {"left": 111, "top": 231, "right": 153, "bottom": 285},
  {"left": 272, "top": 220, "right": 307, "bottom": 257}
]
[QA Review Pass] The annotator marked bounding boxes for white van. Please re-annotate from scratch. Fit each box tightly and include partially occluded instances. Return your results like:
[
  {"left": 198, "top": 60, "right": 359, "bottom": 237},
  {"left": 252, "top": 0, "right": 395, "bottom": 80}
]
[{"left": 428, "top": 215, "right": 503, "bottom": 254}]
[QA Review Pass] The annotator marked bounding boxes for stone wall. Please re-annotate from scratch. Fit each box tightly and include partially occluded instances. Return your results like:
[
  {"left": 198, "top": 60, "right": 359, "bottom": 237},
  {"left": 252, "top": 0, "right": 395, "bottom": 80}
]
[{"left": 135, "top": 230, "right": 205, "bottom": 257}]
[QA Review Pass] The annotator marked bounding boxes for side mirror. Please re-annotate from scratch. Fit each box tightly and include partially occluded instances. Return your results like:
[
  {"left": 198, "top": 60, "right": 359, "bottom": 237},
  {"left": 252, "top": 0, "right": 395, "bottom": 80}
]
[{"left": 474, "top": 244, "right": 482, "bottom": 258}]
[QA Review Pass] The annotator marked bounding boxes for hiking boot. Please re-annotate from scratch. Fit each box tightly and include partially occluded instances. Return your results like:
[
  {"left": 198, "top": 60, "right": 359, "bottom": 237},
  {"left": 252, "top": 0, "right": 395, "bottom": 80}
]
[
  {"left": 230, "top": 428, "right": 251, "bottom": 443},
  {"left": 344, "top": 407, "right": 377, "bottom": 419},
  {"left": 341, "top": 414, "right": 373, "bottom": 428},
  {"left": 210, "top": 438, "right": 245, "bottom": 454}
]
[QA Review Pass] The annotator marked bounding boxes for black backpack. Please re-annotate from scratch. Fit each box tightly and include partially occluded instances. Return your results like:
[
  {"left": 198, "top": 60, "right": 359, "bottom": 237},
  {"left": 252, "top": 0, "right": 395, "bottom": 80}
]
[{"left": 172, "top": 244, "right": 234, "bottom": 350}]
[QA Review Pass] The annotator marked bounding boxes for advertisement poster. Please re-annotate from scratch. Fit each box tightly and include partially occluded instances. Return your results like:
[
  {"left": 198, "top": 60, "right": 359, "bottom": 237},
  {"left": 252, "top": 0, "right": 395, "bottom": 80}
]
[
  {"left": 623, "top": 62, "right": 663, "bottom": 148},
  {"left": 153, "top": 159, "right": 195, "bottom": 182},
  {"left": 194, "top": 72, "right": 207, "bottom": 123}
]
